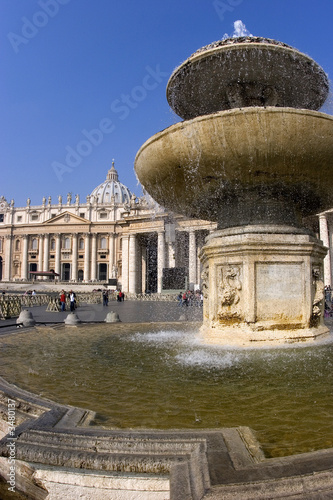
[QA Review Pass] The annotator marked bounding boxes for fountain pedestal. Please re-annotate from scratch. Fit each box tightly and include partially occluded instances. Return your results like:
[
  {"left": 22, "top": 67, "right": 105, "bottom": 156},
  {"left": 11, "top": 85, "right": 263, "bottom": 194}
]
[{"left": 199, "top": 225, "right": 329, "bottom": 346}]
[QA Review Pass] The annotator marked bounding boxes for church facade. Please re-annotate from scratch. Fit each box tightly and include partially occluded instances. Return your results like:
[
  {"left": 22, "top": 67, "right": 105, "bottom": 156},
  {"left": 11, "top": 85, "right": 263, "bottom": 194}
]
[{"left": 0, "top": 163, "right": 216, "bottom": 293}]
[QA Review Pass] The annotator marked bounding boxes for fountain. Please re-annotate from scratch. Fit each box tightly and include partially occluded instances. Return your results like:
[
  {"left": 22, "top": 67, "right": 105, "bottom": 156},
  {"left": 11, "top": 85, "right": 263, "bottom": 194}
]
[
  {"left": 135, "top": 36, "right": 333, "bottom": 346},
  {"left": 1, "top": 35, "right": 333, "bottom": 500}
]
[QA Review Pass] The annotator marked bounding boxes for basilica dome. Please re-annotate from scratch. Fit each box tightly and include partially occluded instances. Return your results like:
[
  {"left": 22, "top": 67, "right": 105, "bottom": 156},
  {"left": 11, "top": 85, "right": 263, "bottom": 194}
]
[{"left": 89, "top": 162, "right": 132, "bottom": 204}]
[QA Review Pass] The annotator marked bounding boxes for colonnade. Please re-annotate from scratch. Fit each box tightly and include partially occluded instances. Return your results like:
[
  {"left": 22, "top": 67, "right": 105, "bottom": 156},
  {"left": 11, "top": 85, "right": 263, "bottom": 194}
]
[
  {"left": 121, "top": 228, "right": 204, "bottom": 294},
  {"left": 3, "top": 227, "right": 207, "bottom": 290}
]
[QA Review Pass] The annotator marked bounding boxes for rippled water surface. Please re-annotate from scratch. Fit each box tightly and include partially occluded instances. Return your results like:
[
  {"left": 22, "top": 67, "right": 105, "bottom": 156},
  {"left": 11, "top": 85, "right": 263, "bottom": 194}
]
[{"left": 1, "top": 323, "right": 332, "bottom": 458}]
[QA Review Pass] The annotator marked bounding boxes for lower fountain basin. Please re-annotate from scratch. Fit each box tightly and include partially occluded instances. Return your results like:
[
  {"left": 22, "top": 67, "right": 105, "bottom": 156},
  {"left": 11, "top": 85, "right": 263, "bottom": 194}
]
[
  {"left": 135, "top": 107, "right": 333, "bottom": 227},
  {"left": 1, "top": 323, "right": 333, "bottom": 459}
]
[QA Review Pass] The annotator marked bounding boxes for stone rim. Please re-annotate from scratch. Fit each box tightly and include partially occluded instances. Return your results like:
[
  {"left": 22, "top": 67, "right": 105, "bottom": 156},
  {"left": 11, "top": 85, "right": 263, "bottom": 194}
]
[{"left": 135, "top": 107, "right": 333, "bottom": 224}]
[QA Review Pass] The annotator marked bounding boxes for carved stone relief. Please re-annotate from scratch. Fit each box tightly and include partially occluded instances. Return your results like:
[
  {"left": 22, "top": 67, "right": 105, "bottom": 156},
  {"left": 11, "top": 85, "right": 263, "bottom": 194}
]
[{"left": 217, "top": 264, "right": 242, "bottom": 322}]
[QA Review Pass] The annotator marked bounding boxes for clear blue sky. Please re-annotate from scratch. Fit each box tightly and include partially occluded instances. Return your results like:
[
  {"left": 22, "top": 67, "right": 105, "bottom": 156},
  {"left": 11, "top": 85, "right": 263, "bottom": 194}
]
[{"left": 1, "top": 0, "right": 333, "bottom": 207}]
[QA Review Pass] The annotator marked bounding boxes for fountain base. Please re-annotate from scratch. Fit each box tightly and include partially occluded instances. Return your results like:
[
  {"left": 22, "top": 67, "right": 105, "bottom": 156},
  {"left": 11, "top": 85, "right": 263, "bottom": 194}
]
[
  {"left": 200, "top": 323, "right": 330, "bottom": 347},
  {"left": 199, "top": 225, "right": 329, "bottom": 347}
]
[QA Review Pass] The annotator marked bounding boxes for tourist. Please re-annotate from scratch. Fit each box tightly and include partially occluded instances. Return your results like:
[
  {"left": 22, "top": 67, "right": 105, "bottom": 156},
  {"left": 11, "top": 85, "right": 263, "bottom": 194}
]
[
  {"left": 187, "top": 290, "right": 194, "bottom": 306},
  {"left": 118, "top": 291, "right": 123, "bottom": 302},
  {"left": 102, "top": 289, "right": 109, "bottom": 306},
  {"left": 60, "top": 290, "right": 66, "bottom": 311},
  {"left": 177, "top": 292, "right": 182, "bottom": 306},
  {"left": 325, "top": 285, "right": 332, "bottom": 303},
  {"left": 69, "top": 290, "right": 76, "bottom": 311}
]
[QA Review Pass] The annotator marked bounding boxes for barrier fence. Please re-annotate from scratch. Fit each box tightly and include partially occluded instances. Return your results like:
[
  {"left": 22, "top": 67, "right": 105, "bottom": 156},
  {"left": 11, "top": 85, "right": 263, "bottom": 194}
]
[{"left": 0, "top": 291, "right": 180, "bottom": 319}]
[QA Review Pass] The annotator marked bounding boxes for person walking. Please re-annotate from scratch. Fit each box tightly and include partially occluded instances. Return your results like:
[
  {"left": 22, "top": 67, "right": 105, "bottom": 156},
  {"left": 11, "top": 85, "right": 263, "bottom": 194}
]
[
  {"left": 102, "top": 289, "right": 109, "bottom": 306},
  {"left": 69, "top": 290, "right": 76, "bottom": 311},
  {"left": 60, "top": 290, "right": 66, "bottom": 311}
]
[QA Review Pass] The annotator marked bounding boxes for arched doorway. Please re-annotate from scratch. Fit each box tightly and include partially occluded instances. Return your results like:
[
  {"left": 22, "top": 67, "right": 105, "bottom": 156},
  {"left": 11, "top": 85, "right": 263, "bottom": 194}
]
[
  {"left": 62, "top": 263, "right": 71, "bottom": 281},
  {"left": 98, "top": 263, "right": 107, "bottom": 281},
  {"left": 29, "top": 263, "right": 37, "bottom": 279},
  {"left": 78, "top": 269, "right": 84, "bottom": 281},
  {"left": 0, "top": 256, "right": 2, "bottom": 280}
]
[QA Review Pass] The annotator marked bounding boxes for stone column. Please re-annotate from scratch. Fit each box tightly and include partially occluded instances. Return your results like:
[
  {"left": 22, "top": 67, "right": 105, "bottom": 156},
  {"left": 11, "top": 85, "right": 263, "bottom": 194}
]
[
  {"left": 121, "top": 235, "right": 129, "bottom": 292},
  {"left": 91, "top": 234, "right": 97, "bottom": 281},
  {"left": 167, "top": 243, "right": 176, "bottom": 268},
  {"left": 38, "top": 235, "right": 44, "bottom": 271},
  {"left": 4, "top": 235, "right": 12, "bottom": 281},
  {"left": 141, "top": 244, "right": 147, "bottom": 293},
  {"left": 43, "top": 234, "right": 49, "bottom": 272},
  {"left": 71, "top": 234, "right": 78, "bottom": 281},
  {"left": 196, "top": 245, "right": 202, "bottom": 290},
  {"left": 21, "top": 235, "right": 28, "bottom": 280},
  {"left": 55, "top": 234, "right": 61, "bottom": 277},
  {"left": 319, "top": 214, "right": 331, "bottom": 286},
  {"left": 157, "top": 231, "right": 165, "bottom": 294},
  {"left": 84, "top": 234, "right": 90, "bottom": 282},
  {"left": 128, "top": 233, "right": 137, "bottom": 294},
  {"left": 108, "top": 233, "right": 115, "bottom": 279},
  {"left": 188, "top": 230, "right": 197, "bottom": 287}
]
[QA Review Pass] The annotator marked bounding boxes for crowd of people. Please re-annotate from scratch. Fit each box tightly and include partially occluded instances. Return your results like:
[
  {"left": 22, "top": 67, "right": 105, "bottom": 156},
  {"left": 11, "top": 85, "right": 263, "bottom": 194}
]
[
  {"left": 57, "top": 288, "right": 202, "bottom": 311},
  {"left": 177, "top": 290, "right": 203, "bottom": 307},
  {"left": 102, "top": 289, "right": 125, "bottom": 305}
]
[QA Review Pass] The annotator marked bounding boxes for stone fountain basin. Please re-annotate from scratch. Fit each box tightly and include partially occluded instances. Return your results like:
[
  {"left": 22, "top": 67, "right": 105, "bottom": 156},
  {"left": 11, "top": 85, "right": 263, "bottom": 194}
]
[
  {"left": 135, "top": 107, "right": 333, "bottom": 224},
  {"left": 166, "top": 41, "right": 329, "bottom": 119}
]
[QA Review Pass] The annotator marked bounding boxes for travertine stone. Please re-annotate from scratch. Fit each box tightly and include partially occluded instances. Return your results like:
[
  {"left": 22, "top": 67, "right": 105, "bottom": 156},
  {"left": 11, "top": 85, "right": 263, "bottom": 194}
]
[
  {"left": 199, "top": 225, "right": 329, "bottom": 345},
  {"left": 135, "top": 108, "right": 333, "bottom": 227}
]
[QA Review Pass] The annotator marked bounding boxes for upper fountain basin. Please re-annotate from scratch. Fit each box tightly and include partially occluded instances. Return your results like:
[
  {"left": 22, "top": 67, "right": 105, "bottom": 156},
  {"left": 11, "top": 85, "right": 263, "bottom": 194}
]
[
  {"left": 134, "top": 107, "right": 333, "bottom": 226},
  {"left": 167, "top": 37, "right": 329, "bottom": 120}
]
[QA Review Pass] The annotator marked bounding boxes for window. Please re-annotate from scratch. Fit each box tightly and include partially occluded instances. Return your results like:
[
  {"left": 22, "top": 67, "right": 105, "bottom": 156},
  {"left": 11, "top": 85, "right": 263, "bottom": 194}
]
[
  {"left": 50, "top": 239, "right": 55, "bottom": 250},
  {"left": 0, "top": 214, "right": 4, "bottom": 223},
  {"left": 31, "top": 214, "right": 39, "bottom": 221},
  {"left": 17, "top": 216, "right": 22, "bottom": 222},
  {"left": 15, "top": 240, "right": 20, "bottom": 251},
  {"left": 79, "top": 238, "right": 84, "bottom": 250},
  {"left": 99, "top": 212, "right": 107, "bottom": 219},
  {"left": 79, "top": 213, "right": 85, "bottom": 218},
  {"left": 31, "top": 238, "right": 38, "bottom": 250},
  {"left": 64, "top": 237, "right": 70, "bottom": 249},
  {"left": 100, "top": 237, "right": 107, "bottom": 249}
]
